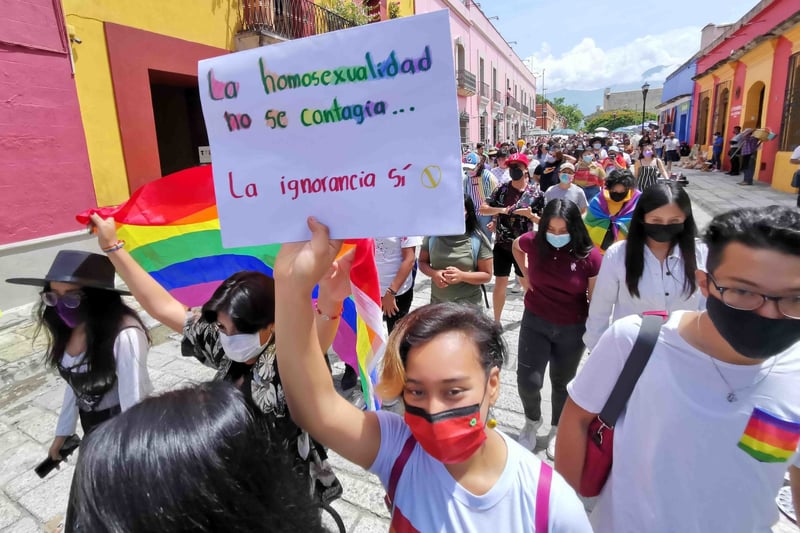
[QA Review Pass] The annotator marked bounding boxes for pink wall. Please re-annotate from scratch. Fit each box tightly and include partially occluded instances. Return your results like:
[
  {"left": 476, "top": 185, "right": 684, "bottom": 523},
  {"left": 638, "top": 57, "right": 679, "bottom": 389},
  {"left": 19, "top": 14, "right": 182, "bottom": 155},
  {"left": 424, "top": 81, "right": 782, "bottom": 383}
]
[
  {"left": 0, "top": 0, "right": 95, "bottom": 245},
  {"left": 414, "top": 0, "right": 538, "bottom": 145}
]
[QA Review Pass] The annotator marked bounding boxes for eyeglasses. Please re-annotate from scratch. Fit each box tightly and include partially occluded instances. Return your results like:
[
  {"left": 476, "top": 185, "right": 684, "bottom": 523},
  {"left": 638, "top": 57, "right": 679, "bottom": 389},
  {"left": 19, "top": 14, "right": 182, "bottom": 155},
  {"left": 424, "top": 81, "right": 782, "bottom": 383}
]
[
  {"left": 41, "top": 291, "right": 84, "bottom": 309},
  {"left": 706, "top": 273, "right": 800, "bottom": 319}
]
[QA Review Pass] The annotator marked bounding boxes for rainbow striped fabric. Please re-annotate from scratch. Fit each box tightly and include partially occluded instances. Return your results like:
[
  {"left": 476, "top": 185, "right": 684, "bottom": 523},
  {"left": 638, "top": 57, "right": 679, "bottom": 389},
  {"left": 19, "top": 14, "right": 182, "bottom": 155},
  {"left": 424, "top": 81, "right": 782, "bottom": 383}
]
[
  {"left": 584, "top": 189, "right": 641, "bottom": 253},
  {"left": 738, "top": 407, "right": 800, "bottom": 463},
  {"left": 76, "top": 166, "right": 385, "bottom": 409}
]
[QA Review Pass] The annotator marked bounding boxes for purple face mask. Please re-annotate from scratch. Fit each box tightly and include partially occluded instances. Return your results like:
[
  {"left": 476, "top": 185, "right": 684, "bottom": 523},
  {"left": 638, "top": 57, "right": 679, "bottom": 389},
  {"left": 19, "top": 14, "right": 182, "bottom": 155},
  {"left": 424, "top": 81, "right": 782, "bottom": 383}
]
[{"left": 56, "top": 301, "right": 83, "bottom": 328}]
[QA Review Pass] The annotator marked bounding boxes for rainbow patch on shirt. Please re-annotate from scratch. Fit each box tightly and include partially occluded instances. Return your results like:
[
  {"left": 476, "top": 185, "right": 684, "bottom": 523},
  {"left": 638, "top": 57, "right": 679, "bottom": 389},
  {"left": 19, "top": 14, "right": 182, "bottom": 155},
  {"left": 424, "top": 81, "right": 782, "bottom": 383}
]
[{"left": 738, "top": 407, "right": 800, "bottom": 463}]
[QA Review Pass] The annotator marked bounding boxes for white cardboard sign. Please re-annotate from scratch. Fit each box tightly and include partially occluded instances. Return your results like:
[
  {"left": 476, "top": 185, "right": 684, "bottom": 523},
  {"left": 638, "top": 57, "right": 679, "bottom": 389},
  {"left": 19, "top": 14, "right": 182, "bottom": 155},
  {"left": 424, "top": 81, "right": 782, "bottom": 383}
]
[{"left": 198, "top": 10, "right": 465, "bottom": 247}]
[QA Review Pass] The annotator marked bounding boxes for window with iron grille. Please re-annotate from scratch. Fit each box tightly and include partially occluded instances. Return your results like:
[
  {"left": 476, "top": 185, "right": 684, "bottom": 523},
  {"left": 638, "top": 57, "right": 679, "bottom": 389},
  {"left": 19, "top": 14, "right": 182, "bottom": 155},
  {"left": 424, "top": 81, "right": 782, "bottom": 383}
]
[
  {"left": 695, "top": 91, "right": 711, "bottom": 146},
  {"left": 780, "top": 52, "right": 800, "bottom": 151},
  {"left": 460, "top": 117, "right": 469, "bottom": 145},
  {"left": 480, "top": 115, "right": 486, "bottom": 142}
]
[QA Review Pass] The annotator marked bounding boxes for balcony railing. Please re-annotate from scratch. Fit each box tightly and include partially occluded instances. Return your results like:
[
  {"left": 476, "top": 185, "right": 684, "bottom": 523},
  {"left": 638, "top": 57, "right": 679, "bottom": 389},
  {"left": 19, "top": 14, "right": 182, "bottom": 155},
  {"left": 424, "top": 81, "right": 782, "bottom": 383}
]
[
  {"left": 456, "top": 69, "right": 477, "bottom": 97},
  {"left": 493, "top": 89, "right": 502, "bottom": 104},
  {"left": 522, "top": 104, "right": 529, "bottom": 115},
  {"left": 480, "top": 82, "right": 490, "bottom": 99},
  {"left": 506, "top": 95, "right": 519, "bottom": 110},
  {"left": 242, "top": 0, "right": 357, "bottom": 40}
]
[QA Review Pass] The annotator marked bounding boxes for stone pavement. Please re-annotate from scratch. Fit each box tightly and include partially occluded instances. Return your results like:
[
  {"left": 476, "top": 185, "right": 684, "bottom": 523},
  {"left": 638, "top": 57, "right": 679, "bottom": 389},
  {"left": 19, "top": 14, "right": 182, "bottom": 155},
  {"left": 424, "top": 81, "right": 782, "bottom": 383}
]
[{"left": 0, "top": 181, "right": 797, "bottom": 532}]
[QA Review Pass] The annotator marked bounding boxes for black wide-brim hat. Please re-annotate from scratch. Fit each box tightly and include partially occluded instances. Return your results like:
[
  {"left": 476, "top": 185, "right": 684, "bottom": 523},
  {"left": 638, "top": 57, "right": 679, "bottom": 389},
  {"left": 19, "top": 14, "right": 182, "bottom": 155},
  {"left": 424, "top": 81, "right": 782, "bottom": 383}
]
[{"left": 6, "top": 250, "right": 131, "bottom": 295}]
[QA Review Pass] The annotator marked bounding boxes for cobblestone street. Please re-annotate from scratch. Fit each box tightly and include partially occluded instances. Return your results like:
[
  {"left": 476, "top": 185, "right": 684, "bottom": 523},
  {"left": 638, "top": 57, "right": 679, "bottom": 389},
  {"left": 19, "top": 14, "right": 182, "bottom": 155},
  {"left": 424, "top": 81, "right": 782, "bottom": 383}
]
[{"left": 0, "top": 169, "right": 797, "bottom": 532}]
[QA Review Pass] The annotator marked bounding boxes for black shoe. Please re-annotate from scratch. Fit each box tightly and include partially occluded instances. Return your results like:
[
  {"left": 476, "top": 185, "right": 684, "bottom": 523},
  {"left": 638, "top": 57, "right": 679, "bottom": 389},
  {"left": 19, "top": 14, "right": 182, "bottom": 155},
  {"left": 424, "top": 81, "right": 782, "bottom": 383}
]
[{"left": 341, "top": 365, "right": 358, "bottom": 390}]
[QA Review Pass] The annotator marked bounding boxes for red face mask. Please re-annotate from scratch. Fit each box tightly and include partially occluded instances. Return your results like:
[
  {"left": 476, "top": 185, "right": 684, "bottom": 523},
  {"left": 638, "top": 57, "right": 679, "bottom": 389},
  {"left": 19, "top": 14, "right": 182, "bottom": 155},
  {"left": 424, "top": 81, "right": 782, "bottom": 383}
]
[{"left": 404, "top": 403, "right": 487, "bottom": 464}]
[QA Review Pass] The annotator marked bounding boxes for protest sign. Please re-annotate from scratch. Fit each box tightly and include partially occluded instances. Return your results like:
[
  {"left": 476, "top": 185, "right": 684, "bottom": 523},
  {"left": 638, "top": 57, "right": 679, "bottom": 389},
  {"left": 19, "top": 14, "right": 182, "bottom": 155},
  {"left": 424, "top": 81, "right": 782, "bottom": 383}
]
[{"left": 198, "top": 10, "right": 464, "bottom": 247}]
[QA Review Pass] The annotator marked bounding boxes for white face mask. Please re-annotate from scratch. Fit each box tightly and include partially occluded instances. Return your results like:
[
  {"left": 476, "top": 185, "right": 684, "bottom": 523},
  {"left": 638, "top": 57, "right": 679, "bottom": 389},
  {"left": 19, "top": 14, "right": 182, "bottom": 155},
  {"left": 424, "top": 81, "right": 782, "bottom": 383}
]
[{"left": 219, "top": 331, "right": 267, "bottom": 362}]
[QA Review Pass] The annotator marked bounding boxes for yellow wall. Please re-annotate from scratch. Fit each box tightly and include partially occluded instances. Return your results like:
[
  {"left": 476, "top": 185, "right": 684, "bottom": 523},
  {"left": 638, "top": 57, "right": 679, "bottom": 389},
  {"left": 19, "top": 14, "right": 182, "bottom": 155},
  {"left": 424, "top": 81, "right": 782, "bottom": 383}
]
[
  {"left": 397, "top": 0, "right": 415, "bottom": 16},
  {"left": 772, "top": 153, "right": 797, "bottom": 193},
  {"left": 62, "top": 0, "right": 241, "bottom": 205}
]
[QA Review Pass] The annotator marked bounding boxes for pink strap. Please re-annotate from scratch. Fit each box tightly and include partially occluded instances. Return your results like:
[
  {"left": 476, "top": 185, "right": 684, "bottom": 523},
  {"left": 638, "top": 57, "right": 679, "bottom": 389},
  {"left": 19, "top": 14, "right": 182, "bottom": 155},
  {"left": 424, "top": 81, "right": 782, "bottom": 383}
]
[
  {"left": 535, "top": 461, "right": 553, "bottom": 532},
  {"left": 387, "top": 435, "right": 416, "bottom": 507}
]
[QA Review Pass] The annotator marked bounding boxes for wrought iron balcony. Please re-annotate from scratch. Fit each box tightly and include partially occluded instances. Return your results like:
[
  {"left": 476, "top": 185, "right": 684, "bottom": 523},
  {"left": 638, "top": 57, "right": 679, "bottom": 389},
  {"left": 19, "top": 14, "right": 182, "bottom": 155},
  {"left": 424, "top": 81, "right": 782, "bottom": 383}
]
[
  {"left": 522, "top": 104, "right": 529, "bottom": 115},
  {"left": 456, "top": 69, "right": 477, "bottom": 96},
  {"left": 480, "top": 82, "right": 490, "bottom": 99},
  {"left": 494, "top": 89, "right": 502, "bottom": 104},
  {"left": 242, "top": 0, "right": 357, "bottom": 40}
]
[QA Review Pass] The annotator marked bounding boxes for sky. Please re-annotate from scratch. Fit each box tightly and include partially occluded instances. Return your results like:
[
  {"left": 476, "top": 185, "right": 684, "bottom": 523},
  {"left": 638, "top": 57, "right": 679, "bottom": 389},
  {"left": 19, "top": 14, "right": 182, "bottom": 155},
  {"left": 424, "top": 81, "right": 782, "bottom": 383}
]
[{"left": 488, "top": 0, "right": 758, "bottom": 93}]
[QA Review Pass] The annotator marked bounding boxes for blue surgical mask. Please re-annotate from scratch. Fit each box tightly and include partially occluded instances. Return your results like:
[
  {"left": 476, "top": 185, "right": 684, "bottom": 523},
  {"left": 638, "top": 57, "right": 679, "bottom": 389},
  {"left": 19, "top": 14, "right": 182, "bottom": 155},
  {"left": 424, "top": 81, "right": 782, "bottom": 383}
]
[
  {"left": 582, "top": 155, "right": 594, "bottom": 163},
  {"left": 546, "top": 233, "right": 571, "bottom": 249},
  {"left": 593, "top": 143, "right": 601, "bottom": 149},
  {"left": 559, "top": 173, "right": 571, "bottom": 184}
]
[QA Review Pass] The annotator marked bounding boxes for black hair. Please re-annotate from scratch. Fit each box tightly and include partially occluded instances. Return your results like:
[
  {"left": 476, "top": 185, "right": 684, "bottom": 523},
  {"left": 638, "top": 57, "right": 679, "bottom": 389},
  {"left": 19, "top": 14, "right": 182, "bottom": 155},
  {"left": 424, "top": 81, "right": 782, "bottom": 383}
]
[
  {"left": 476, "top": 142, "right": 484, "bottom": 149},
  {"left": 625, "top": 182, "right": 698, "bottom": 298},
  {"left": 464, "top": 194, "right": 479, "bottom": 236},
  {"left": 535, "top": 199, "right": 594, "bottom": 259},
  {"left": 399, "top": 302, "right": 506, "bottom": 372},
  {"left": 703, "top": 206, "right": 800, "bottom": 273},
  {"left": 605, "top": 169, "right": 635, "bottom": 190},
  {"left": 68, "top": 381, "right": 323, "bottom": 533},
  {"left": 497, "top": 149, "right": 509, "bottom": 159},
  {"left": 202, "top": 272, "right": 275, "bottom": 334},
  {"left": 36, "top": 285, "right": 149, "bottom": 382}
]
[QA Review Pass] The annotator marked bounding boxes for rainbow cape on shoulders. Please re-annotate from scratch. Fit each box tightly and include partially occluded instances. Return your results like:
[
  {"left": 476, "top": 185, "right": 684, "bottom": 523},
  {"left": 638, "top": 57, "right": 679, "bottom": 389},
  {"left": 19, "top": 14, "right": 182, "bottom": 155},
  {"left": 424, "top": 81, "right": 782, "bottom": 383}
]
[
  {"left": 76, "top": 166, "right": 384, "bottom": 410},
  {"left": 584, "top": 189, "right": 641, "bottom": 252}
]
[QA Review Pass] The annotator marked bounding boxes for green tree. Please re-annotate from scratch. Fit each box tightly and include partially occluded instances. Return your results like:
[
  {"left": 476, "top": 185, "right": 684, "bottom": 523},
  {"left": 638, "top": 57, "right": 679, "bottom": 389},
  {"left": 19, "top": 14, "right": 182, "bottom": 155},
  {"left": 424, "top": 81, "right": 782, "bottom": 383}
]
[
  {"left": 535, "top": 95, "right": 584, "bottom": 130},
  {"left": 324, "top": 0, "right": 374, "bottom": 25},
  {"left": 584, "top": 110, "right": 658, "bottom": 133},
  {"left": 551, "top": 97, "right": 584, "bottom": 130}
]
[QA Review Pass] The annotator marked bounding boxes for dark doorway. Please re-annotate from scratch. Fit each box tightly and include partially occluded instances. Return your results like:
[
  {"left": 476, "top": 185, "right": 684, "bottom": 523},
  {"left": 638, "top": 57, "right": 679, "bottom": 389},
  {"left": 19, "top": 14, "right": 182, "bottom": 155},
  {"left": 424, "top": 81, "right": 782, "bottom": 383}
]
[{"left": 149, "top": 70, "right": 209, "bottom": 177}]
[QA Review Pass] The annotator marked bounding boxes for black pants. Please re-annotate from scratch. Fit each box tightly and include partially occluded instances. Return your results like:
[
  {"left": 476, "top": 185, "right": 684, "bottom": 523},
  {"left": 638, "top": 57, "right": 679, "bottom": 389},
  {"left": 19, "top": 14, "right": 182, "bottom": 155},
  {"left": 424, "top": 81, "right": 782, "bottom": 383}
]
[
  {"left": 385, "top": 288, "right": 414, "bottom": 334},
  {"left": 78, "top": 405, "right": 121, "bottom": 434},
  {"left": 729, "top": 153, "right": 741, "bottom": 175},
  {"left": 742, "top": 153, "right": 755, "bottom": 184},
  {"left": 517, "top": 311, "right": 586, "bottom": 426}
]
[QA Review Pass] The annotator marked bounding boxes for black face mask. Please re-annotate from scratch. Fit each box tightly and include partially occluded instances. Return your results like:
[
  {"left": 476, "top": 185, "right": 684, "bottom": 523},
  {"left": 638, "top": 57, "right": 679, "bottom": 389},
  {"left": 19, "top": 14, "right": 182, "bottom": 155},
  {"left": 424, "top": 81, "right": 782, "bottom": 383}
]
[
  {"left": 509, "top": 166, "right": 525, "bottom": 181},
  {"left": 706, "top": 295, "right": 800, "bottom": 359},
  {"left": 643, "top": 222, "right": 684, "bottom": 243},
  {"left": 609, "top": 190, "right": 627, "bottom": 202}
]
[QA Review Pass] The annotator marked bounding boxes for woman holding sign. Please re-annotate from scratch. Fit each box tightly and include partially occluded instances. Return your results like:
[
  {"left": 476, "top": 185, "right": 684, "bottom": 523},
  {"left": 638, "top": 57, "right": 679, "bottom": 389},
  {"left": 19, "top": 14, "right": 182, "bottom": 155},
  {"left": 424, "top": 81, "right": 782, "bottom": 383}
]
[
  {"left": 271, "top": 217, "right": 593, "bottom": 532},
  {"left": 87, "top": 214, "right": 345, "bottom": 508}
]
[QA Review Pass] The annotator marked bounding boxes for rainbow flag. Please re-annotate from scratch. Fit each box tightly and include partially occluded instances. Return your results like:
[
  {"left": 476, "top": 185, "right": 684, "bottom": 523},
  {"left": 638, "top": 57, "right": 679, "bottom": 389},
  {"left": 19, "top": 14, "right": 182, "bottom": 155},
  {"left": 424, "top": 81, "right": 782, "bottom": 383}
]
[
  {"left": 738, "top": 407, "right": 800, "bottom": 463},
  {"left": 584, "top": 189, "right": 641, "bottom": 253},
  {"left": 76, "top": 166, "right": 385, "bottom": 409}
]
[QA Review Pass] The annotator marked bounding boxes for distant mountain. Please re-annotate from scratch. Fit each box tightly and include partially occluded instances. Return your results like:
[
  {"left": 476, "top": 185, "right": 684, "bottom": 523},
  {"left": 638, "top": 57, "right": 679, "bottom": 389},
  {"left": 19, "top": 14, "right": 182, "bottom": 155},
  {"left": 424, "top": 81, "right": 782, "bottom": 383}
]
[{"left": 549, "top": 81, "right": 666, "bottom": 116}]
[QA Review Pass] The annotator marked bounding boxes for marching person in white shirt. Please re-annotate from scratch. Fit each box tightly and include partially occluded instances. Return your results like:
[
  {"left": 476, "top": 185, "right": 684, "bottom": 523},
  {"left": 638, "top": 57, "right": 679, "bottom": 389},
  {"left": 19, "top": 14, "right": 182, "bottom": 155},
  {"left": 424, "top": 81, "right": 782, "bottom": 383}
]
[{"left": 584, "top": 182, "right": 707, "bottom": 350}]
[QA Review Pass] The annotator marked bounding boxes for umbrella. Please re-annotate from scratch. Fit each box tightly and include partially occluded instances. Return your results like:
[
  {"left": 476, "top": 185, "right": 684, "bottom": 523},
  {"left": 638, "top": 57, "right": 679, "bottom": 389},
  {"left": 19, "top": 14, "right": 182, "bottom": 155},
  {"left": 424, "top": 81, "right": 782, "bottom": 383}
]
[
  {"left": 594, "top": 127, "right": 609, "bottom": 132},
  {"left": 551, "top": 128, "right": 577, "bottom": 135}
]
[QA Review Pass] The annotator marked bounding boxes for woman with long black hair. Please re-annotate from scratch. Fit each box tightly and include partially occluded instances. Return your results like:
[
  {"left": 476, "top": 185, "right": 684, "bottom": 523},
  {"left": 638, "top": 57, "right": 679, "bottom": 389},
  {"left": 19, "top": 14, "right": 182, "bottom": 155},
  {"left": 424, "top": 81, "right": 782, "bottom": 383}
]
[
  {"left": 583, "top": 182, "right": 707, "bottom": 349},
  {"left": 6, "top": 251, "right": 152, "bottom": 459},
  {"left": 86, "top": 214, "right": 346, "bottom": 507},
  {"left": 512, "top": 200, "right": 602, "bottom": 460}
]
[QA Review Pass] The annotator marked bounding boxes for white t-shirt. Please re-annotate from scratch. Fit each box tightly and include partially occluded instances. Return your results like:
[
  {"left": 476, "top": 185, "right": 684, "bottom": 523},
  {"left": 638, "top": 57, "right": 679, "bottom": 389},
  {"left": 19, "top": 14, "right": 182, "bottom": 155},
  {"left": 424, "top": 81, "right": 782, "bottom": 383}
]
[
  {"left": 369, "top": 411, "right": 592, "bottom": 532},
  {"left": 583, "top": 239, "right": 708, "bottom": 349},
  {"left": 56, "top": 327, "right": 151, "bottom": 435},
  {"left": 791, "top": 145, "right": 800, "bottom": 162},
  {"left": 664, "top": 137, "right": 680, "bottom": 151},
  {"left": 569, "top": 312, "right": 800, "bottom": 533},
  {"left": 374, "top": 237, "right": 422, "bottom": 296}
]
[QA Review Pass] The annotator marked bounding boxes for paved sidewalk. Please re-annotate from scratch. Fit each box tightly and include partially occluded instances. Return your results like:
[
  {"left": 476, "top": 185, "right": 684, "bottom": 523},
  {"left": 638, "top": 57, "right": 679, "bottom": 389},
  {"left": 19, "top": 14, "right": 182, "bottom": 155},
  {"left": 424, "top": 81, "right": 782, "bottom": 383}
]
[{"left": 677, "top": 167, "right": 797, "bottom": 216}]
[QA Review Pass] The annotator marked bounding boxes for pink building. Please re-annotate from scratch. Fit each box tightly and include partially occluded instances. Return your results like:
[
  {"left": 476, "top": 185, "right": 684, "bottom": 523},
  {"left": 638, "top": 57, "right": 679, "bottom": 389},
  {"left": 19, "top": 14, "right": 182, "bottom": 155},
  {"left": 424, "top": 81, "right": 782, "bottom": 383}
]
[
  {"left": 412, "top": 0, "right": 538, "bottom": 147},
  {"left": 0, "top": 0, "right": 95, "bottom": 246}
]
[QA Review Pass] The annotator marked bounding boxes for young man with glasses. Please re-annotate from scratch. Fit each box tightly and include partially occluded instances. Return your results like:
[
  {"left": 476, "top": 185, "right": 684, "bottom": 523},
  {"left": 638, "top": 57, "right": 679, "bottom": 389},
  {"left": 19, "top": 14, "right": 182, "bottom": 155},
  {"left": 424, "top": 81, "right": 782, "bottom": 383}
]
[{"left": 556, "top": 206, "right": 800, "bottom": 532}]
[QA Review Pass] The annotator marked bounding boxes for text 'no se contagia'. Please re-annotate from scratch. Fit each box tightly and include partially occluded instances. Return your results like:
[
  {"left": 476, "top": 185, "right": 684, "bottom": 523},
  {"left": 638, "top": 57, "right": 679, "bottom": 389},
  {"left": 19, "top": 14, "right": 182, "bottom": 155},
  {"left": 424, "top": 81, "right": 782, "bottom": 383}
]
[{"left": 208, "top": 46, "right": 433, "bottom": 131}]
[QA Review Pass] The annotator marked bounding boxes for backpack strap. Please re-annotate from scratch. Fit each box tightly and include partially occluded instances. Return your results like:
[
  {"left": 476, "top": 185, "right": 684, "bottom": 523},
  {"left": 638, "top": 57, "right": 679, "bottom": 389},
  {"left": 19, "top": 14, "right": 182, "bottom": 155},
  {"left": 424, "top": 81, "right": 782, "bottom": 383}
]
[
  {"left": 384, "top": 434, "right": 416, "bottom": 511},
  {"left": 535, "top": 461, "right": 553, "bottom": 532}
]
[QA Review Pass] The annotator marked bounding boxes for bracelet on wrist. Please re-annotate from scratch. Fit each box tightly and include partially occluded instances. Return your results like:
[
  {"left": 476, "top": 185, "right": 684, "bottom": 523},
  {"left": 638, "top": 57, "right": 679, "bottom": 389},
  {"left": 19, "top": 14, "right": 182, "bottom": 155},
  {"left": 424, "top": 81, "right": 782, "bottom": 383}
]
[
  {"left": 314, "top": 300, "right": 343, "bottom": 321},
  {"left": 386, "top": 287, "right": 398, "bottom": 296},
  {"left": 102, "top": 240, "right": 125, "bottom": 253}
]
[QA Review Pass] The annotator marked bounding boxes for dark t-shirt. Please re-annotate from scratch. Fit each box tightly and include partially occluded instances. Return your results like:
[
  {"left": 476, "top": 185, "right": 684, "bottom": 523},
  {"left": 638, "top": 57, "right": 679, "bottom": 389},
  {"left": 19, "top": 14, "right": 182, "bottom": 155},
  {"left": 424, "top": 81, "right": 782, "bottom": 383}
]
[
  {"left": 534, "top": 161, "right": 562, "bottom": 191},
  {"left": 486, "top": 181, "right": 543, "bottom": 249},
  {"left": 519, "top": 232, "right": 603, "bottom": 325}
]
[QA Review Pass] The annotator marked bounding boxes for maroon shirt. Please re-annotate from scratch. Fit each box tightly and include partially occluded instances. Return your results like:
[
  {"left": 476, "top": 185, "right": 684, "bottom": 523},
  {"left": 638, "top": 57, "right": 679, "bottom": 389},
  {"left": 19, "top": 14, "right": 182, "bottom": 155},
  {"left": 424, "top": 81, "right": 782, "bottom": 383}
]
[{"left": 519, "top": 232, "right": 603, "bottom": 325}]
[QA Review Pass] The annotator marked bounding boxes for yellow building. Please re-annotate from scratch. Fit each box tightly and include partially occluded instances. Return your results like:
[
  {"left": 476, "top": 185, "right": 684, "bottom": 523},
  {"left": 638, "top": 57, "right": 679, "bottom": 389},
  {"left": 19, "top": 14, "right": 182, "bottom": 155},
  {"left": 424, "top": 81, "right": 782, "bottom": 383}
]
[
  {"left": 63, "top": 0, "right": 362, "bottom": 206},
  {"left": 692, "top": 1, "right": 800, "bottom": 191}
]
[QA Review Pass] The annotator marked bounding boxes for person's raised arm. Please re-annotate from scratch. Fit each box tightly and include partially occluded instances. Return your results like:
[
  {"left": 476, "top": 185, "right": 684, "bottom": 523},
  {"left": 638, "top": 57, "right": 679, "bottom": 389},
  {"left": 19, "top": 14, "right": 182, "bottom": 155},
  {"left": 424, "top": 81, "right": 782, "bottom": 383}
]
[
  {"left": 274, "top": 218, "right": 381, "bottom": 469},
  {"left": 90, "top": 214, "right": 186, "bottom": 333}
]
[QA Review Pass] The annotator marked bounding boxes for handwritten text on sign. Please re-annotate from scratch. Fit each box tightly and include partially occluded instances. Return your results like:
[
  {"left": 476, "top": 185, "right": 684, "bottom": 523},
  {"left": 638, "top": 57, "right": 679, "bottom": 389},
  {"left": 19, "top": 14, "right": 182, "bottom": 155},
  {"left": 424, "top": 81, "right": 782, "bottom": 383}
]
[{"left": 198, "top": 10, "right": 463, "bottom": 247}]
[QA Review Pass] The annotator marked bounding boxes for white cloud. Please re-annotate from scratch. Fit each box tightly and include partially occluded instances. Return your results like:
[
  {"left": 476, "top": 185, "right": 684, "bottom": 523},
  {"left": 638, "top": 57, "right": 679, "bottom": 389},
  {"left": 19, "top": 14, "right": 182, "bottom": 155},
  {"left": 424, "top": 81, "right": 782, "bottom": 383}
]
[{"left": 526, "top": 26, "right": 702, "bottom": 92}]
